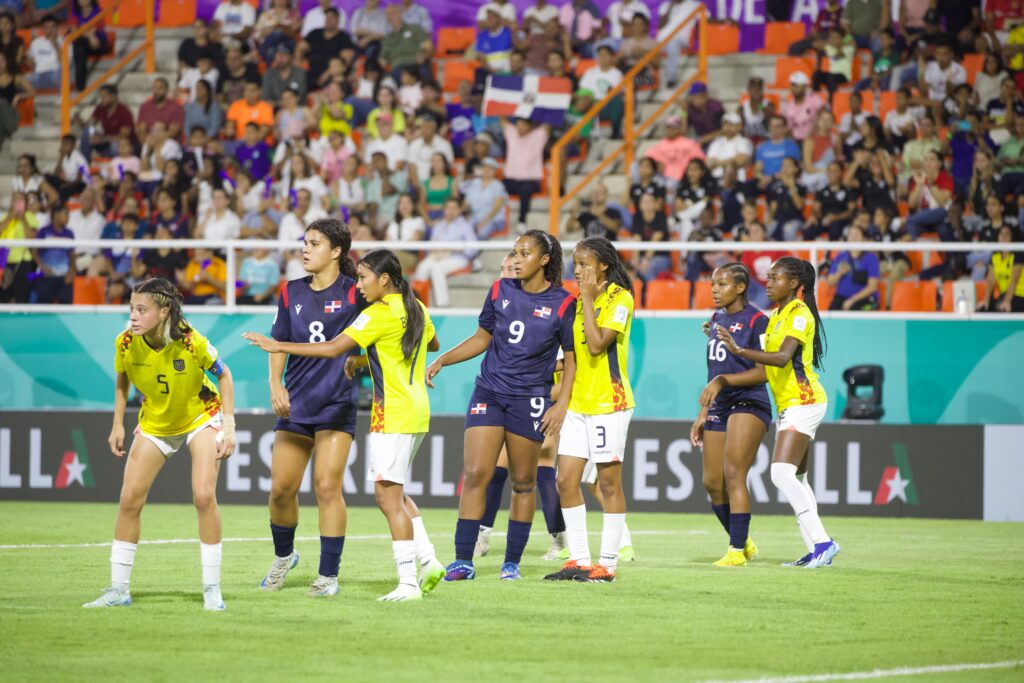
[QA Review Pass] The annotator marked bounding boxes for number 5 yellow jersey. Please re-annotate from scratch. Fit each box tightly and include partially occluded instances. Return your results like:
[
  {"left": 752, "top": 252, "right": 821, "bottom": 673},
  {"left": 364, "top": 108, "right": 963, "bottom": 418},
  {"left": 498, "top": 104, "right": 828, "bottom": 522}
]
[{"left": 114, "top": 328, "right": 222, "bottom": 436}]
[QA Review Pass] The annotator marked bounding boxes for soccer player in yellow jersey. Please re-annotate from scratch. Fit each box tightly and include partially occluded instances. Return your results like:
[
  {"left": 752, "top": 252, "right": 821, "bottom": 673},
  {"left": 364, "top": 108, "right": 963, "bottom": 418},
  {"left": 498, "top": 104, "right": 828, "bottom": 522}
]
[
  {"left": 701, "top": 257, "right": 841, "bottom": 569},
  {"left": 546, "top": 237, "right": 635, "bottom": 583},
  {"left": 245, "top": 250, "right": 444, "bottom": 602},
  {"left": 84, "top": 278, "right": 237, "bottom": 611}
]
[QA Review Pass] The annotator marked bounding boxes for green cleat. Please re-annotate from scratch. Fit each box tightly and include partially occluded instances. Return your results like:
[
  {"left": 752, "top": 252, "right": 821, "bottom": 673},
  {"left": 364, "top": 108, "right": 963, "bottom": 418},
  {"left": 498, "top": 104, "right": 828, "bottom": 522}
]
[
  {"left": 618, "top": 545, "right": 637, "bottom": 563},
  {"left": 419, "top": 558, "right": 445, "bottom": 595}
]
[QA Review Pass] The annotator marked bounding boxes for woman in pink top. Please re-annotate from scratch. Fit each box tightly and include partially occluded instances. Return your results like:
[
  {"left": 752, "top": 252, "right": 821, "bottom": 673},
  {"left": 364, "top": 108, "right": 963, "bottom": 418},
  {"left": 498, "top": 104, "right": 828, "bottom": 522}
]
[{"left": 502, "top": 117, "right": 549, "bottom": 232}]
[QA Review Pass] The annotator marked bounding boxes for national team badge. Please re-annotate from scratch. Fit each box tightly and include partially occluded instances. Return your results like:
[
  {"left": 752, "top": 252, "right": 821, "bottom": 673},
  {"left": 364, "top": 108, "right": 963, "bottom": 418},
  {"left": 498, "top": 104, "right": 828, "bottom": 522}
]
[
  {"left": 730, "top": 322, "right": 744, "bottom": 332},
  {"left": 470, "top": 403, "right": 487, "bottom": 415},
  {"left": 533, "top": 306, "right": 552, "bottom": 319},
  {"left": 324, "top": 300, "right": 343, "bottom": 313},
  {"left": 173, "top": 359, "right": 185, "bottom": 371}
]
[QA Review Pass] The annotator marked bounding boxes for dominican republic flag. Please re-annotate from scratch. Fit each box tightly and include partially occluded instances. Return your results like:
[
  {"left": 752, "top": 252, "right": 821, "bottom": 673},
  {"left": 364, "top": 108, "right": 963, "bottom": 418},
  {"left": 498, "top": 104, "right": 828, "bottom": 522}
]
[
  {"left": 483, "top": 75, "right": 572, "bottom": 126},
  {"left": 533, "top": 306, "right": 552, "bottom": 319},
  {"left": 729, "top": 322, "right": 744, "bottom": 332},
  {"left": 324, "top": 300, "right": 343, "bottom": 313},
  {"left": 470, "top": 403, "right": 487, "bottom": 415}
]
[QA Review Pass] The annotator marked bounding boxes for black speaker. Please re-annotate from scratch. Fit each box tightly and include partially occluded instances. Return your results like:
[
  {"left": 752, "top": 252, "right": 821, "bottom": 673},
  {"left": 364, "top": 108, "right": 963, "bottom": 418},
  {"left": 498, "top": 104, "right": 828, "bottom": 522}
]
[{"left": 841, "top": 364, "right": 885, "bottom": 421}]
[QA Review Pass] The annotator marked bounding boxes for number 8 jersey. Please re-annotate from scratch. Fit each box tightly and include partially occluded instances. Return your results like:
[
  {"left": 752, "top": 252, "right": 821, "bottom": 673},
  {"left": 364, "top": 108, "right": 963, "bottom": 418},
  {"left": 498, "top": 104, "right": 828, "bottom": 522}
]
[{"left": 271, "top": 275, "right": 367, "bottom": 423}]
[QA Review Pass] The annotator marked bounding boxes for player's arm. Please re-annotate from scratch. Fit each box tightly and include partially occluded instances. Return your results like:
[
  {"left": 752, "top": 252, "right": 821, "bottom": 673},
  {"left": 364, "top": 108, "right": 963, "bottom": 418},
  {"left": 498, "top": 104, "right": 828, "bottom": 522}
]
[
  {"left": 426, "top": 327, "right": 493, "bottom": 387},
  {"left": 715, "top": 326, "right": 799, "bottom": 368},
  {"left": 242, "top": 331, "right": 360, "bottom": 358},
  {"left": 999, "top": 263, "right": 1023, "bottom": 312},
  {"left": 578, "top": 270, "right": 619, "bottom": 356},
  {"left": 427, "top": 332, "right": 440, "bottom": 352},
  {"left": 269, "top": 352, "right": 290, "bottom": 418},
  {"left": 699, "top": 365, "right": 768, "bottom": 409},
  {"left": 108, "top": 371, "right": 130, "bottom": 457},
  {"left": 208, "top": 358, "right": 237, "bottom": 459},
  {"left": 542, "top": 350, "right": 575, "bottom": 437}
]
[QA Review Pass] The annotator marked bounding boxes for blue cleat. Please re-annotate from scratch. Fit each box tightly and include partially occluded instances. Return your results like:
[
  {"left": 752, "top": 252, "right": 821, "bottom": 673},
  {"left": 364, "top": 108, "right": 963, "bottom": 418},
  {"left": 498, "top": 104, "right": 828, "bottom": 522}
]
[
  {"left": 783, "top": 552, "right": 813, "bottom": 567},
  {"left": 805, "top": 540, "right": 841, "bottom": 569},
  {"left": 500, "top": 562, "right": 521, "bottom": 581},
  {"left": 443, "top": 559, "right": 475, "bottom": 582}
]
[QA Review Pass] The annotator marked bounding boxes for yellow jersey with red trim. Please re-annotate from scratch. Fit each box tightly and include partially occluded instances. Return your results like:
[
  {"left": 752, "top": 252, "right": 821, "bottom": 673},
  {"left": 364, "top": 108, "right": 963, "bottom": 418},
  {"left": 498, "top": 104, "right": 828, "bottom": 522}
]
[
  {"left": 343, "top": 293, "right": 433, "bottom": 434},
  {"left": 764, "top": 299, "right": 827, "bottom": 409},
  {"left": 569, "top": 283, "right": 635, "bottom": 415},
  {"left": 114, "top": 328, "right": 221, "bottom": 436}
]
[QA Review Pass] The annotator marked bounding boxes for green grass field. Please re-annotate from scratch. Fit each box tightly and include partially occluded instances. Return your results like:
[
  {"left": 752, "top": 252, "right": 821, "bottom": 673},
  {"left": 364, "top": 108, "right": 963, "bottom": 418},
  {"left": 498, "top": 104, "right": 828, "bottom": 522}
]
[{"left": 1, "top": 502, "right": 1022, "bottom": 683}]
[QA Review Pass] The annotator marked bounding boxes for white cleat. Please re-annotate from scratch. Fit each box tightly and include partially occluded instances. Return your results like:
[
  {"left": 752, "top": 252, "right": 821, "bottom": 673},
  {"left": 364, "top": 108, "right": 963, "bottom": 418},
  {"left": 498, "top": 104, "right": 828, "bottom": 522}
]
[
  {"left": 259, "top": 552, "right": 299, "bottom": 591},
  {"left": 308, "top": 575, "right": 339, "bottom": 598},
  {"left": 203, "top": 584, "right": 225, "bottom": 611},
  {"left": 377, "top": 583, "right": 422, "bottom": 602},
  {"left": 474, "top": 526, "right": 492, "bottom": 557},
  {"left": 542, "top": 532, "right": 568, "bottom": 561},
  {"left": 805, "top": 540, "right": 841, "bottom": 569},
  {"left": 82, "top": 585, "right": 132, "bottom": 608}
]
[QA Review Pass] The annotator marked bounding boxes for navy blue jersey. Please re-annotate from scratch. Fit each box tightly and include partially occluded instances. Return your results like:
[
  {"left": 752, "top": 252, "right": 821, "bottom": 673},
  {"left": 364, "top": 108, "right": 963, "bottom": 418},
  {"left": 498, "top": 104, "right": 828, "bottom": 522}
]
[
  {"left": 271, "top": 275, "right": 366, "bottom": 422},
  {"left": 476, "top": 278, "right": 575, "bottom": 398},
  {"left": 707, "top": 304, "right": 770, "bottom": 407}
]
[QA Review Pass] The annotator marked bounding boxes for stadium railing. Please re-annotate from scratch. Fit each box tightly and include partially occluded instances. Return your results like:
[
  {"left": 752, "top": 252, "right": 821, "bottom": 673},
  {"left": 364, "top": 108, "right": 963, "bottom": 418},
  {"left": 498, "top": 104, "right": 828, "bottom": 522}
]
[
  {"left": 2, "top": 238, "right": 1018, "bottom": 317},
  {"left": 548, "top": 5, "right": 709, "bottom": 235}
]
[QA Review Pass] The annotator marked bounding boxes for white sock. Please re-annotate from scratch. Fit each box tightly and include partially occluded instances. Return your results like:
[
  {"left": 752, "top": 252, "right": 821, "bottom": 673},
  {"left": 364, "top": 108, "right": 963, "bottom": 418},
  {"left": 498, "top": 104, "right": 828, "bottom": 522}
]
[
  {"left": 561, "top": 504, "right": 591, "bottom": 566},
  {"left": 410, "top": 516, "right": 436, "bottom": 567},
  {"left": 599, "top": 513, "right": 626, "bottom": 572},
  {"left": 479, "top": 525, "right": 492, "bottom": 534},
  {"left": 771, "top": 463, "right": 829, "bottom": 545},
  {"left": 620, "top": 522, "right": 633, "bottom": 549},
  {"left": 392, "top": 540, "right": 417, "bottom": 587},
  {"left": 796, "top": 472, "right": 817, "bottom": 551},
  {"left": 110, "top": 540, "right": 137, "bottom": 589},
  {"left": 201, "top": 542, "right": 222, "bottom": 587}
]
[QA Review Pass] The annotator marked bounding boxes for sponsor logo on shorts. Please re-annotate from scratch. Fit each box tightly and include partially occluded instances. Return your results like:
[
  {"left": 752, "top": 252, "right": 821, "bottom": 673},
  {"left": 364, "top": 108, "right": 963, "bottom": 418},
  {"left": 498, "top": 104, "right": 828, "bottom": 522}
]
[
  {"left": 470, "top": 403, "right": 487, "bottom": 415},
  {"left": 533, "top": 420, "right": 540, "bottom": 431}
]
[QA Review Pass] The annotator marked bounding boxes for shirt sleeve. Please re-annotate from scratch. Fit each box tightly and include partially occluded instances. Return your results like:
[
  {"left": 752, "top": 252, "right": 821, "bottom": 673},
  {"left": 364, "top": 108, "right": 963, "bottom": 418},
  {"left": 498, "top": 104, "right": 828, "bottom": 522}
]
[
  {"left": 114, "top": 333, "right": 127, "bottom": 373},
  {"left": 271, "top": 284, "right": 290, "bottom": 341},
  {"left": 784, "top": 304, "right": 814, "bottom": 347},
  {"left": 478, "top": 280, "right": 499, "bottom": 333},
  {"left": 597, "top": 286, "right": 633, "bottom": 334},
  {"left": 343, "top": 304, "right": 385, "bottom": 349},
  {"left": 423, "top": 307, "right": 436, "bottom": 347},
  {"left": 193, "top": 330, "right": 220, "bottom": 370},
  {"left": 751, "top": 312, "right": 769, "bottom": 350},
  {"left": 558, "top": 297, "right": 576, "bottom": 351}
]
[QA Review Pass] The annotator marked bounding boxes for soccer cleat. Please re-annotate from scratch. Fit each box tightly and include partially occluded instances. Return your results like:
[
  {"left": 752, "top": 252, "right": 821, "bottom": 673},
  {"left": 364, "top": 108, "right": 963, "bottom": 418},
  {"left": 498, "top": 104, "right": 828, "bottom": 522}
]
[
  {"left": 713, "top": 547, "right": 747, "bottom": 567},
  {"left": 442, "top": 559, "right": 476, "bottom": 582},
  {"left": 542, "top": 532, "right": 568, "bottom": 561},
  {"left": 500, "top": 562, "right": 521, "bottom": 581},
  {"left": 419, "top": 558, "right": 445, "bottom": 595},
  {"left": 618, "top": 545, "right": 636, "bottom": 563},
  {"left": 543, "top": 560, "right": 591, "bottom": 581},
  {"left": 784, "top": 552, "right": 813, "bottom": 567},
  {"left": 260, "top": 552, "right": 299, "bottom": 591},
  {"left": 743, "top": 537, "right": 758, "bottom": 561},
  {"left": 308, "top": 575, "right": 339, "bottom": 598},
  {"left": 474, "top": 526, "right": 492, "bottom": 557},
  {"left": 82, "top": 585, "right": 132, "bottom": 608},
  {"left": 377, "top": 583, "right": 422, "bottom": 602},
  {"left": 576, "top": 564, "right": 616, "bottom": 583},
  {"left": 805, "top": 540, "right": 841, "bottom": 569},
  {"left": 203, "top": 584, "right": 225, "bottom": 611}
]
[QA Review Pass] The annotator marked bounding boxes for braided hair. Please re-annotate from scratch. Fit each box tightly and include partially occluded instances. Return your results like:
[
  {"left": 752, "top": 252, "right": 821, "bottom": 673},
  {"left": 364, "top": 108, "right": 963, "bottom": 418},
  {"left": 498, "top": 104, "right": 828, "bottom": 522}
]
[
  {"left": 716, "top": 262, "right": 751, "bottom": 305},
  {"left": 358, "top": 249, "right": 424, "bottom": 359},
  {"left": 133, "top": 277, "right": 191, "bottom": 343},
  {"left": 521, "top": 229, "right": 563, "bottom": 287},
  {"left": 575, "top": 236, "right": 633, "bottom": 295},
  {"left": 773, "top": 256, "right": 827, "bottom": 370},
  {"left": 306, "top": 217, "right": 357, "bottom": 278}
]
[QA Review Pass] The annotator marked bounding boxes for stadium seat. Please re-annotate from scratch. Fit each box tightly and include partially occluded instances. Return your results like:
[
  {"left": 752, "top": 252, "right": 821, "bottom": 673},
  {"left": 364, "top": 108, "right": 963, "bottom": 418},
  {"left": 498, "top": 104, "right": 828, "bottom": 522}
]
[
  {"left": 876, "top": 281, "right": 887, "bottom": 310},
  {"left": 645, "top": 279, "right": 690, "bottom": 310},
  {"left": 158, "top": 0, "right": 197, "bottom": 27},
  {"left": 17, "top": 97, "right": 33, "bottom": 127},
  {"left": 692, "top": 280, "right": 715, "bottom": 309},
  {"left": 759, "top": 22, "right": 807, "bottom": 55},
  {"left": 962, "top": 54, "right": 984, "bottom": 85},
  {"left": 769, "top": 56, "right": 815, "bottom": 90},
  {"left": 563, "top": 279, "right": 580, "bottom": 299},
  {"left": 833, "top": 91, "right": 873, "bottom": 122},
  {"left": 890, "top": 281, "right": 936, "bottom": 312},
  {"left": 876, "top": 90, "right": 897, "bottom": 121},
  {"left": 73, "top": 276, "right": 107, "bottom": 305},
  {"left": 703, "top": 23, "right": 740, "bottom": 56},
  {"left": 112, "top": 0, "right": 147, "bottom": 26},
  {"left": 941, "top": 280, "right": 986, "bottom": 312},
  {"left": 435, "top": 27, "right": 476, "bottom": 58},
  {"left": 443, "top": 61, "right": 477, "bottom": 94},
  {"left": 574, "top": 59, "right": 596, "bottom": 78},
  {"left": 632, "top": 279, "right": 643, "bottom": 307},
  {"left": 816, "top": 281, "right": 835, "bottom": 311},
  {"left": 411, "top": 280, "right": 430, "bottom": 306}
]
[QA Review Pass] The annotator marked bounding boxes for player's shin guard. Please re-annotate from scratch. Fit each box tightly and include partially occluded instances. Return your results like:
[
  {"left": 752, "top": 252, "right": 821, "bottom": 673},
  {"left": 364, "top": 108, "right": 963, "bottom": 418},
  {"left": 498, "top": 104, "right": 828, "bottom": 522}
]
[
  {"left": 599, "top": 513, "right": 625, "bottom": 572},
  {"left": 319, "top": 536, "right": 345, "bottom": 578},
  {"left": 537, "top": 466, "right": 566, "bottom": 534},
  {"left": 200, "top": 542, "right": 222, "bottom": 587},
  {"left": 411, "top": 516, "right": 436, "bottom": 567},
  {"left": 454, "top": 518, "right": 480, "bottom": 561},
  {"left": 480, "top": 466, "right": 508, "bottom": 529},
  {"left": 111, "top": 539, "right": 137, "bottom": 588},
  {"left": 771, "top": 463, "right": 829, "bottom": 545},
  {"left": 561, "top": 504, "right": 591, "bottom": 566}
]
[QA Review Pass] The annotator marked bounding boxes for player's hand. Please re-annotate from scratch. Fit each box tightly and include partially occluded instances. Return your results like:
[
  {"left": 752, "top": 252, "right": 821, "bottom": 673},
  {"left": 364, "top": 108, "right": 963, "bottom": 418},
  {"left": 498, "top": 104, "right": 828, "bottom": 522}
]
[
  {"left": 578, "top": 265, "right": 601, "bottom": 300},
  {"left": 690, "top": 408, "right": 707, "bottom": 447},
  {"left": 699, "top": 377, "right": 724, "bottom": 409},
  {"left": 270, "top": 382, "right": 291, "bottom": 418},
  {"left": 714, "top": 324, "right": 741, "bottom": 355},
  {"left": 216, "top": 426, "right": 236, "bottom": 460},
  {"left": 541, "top": 401, "right": 567, "bottom": 438},
  {"left": 425, "top": 358, "right": 443, "bottom": 388},
  {"left": 242, "top": 331, "right": 280, "bottom": 353},
  {"left": 344, "top": 355, "right": 367, "bottom": 379},
  {"left": 108, "top": 424, "right": 126, "bottom": 457},
  {"left": 702, "top": 320, "right": 712, "bottom": 336},
  {"left": 998, "top": 296, "right": 1012, "bottom": 313}
]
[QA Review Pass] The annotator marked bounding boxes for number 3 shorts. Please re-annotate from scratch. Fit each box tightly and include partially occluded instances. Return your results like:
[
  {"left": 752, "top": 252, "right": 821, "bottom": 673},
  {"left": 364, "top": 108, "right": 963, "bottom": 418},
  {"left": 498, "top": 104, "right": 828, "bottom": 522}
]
[{"left": 559, "top": 408, "right": 634, "bottom": 469}]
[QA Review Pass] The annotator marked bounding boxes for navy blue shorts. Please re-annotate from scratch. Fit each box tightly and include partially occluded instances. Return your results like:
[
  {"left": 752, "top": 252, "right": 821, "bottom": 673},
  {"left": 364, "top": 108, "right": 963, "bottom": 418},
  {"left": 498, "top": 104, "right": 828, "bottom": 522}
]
[
  {"left": 275, "top": 403, "right": 358, "bottom": 439},
  {"left": 464, "top": 385, "right": 551, "bottom": 443},
  {"left": 705, "top": 400, "right": 772, "bottom": 433}
]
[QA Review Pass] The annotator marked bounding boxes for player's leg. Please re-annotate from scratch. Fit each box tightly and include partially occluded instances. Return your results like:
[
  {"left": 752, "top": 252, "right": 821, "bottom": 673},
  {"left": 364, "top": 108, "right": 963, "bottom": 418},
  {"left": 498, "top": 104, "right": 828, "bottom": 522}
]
[
  {"left": 537, "top": 434, "right": 567, "bottom": 560},
  {"left": 260, "top": 429, "right": 312, "bottom": 591},
  {"left": 476, "top": 445, "right": 509, "bottom": 558},
  {"left": 584, "top": 469, "right": 635, "bottom": 561},
  {"left": 308, "top": 429, "right": 354, "bottom": 597},
  {"left": 587, "top": 460, "right": 625, "bottom": 582},
  {"left": 714, "top": 412, "right": 767, "bottom": 567},
  {"left": 501, "top": 431, "right": 543, "bottom": 580},
  {"left": 188, "top": 425, "right": 226, "bottom": 610},
  {"left": 402, "top": 494, "right": 444, "bottom": 594},
  {"left": 545, "top": 452, "right": 590, "bottom": 580},
  {"left": 701, "top": 423, "right": 730, "bottom": 537},
  {"left": 375, "top": 480, "right": 420, "bottom": 602},
  {"left": 84, "top": 433, "right": 167, "bottom": 608},
  {"left": 446, "top": 425, "right": 505, "bottom": 581}
]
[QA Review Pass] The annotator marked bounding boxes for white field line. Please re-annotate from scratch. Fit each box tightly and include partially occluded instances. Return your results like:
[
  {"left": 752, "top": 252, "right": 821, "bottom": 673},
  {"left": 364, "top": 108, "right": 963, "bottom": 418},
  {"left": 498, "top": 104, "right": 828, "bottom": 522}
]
[
  {"left": 700, "top": 660, "right": 1024, "bottom": 683},
  {"left": 0, "top": 529, "right": 705, "bottom": 551}
]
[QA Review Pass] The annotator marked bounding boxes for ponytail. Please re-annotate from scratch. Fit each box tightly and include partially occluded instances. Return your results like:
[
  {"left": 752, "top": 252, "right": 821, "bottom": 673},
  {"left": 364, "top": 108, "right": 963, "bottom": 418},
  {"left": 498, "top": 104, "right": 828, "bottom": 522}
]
[
  {"left": 775, "top": 256, "right": 827, "bottom": 370},
  {"left": 576, "top": 236, "right": 633, "bottom": 296},
  {"left": 358, "top": 249, "right": 424, "bottom": 359},
  {"left": 523, "top": 229, "right": 563, "bottom": 287},
  {"left": 133, "top": 277, "right": 191, "bottom": 344}
]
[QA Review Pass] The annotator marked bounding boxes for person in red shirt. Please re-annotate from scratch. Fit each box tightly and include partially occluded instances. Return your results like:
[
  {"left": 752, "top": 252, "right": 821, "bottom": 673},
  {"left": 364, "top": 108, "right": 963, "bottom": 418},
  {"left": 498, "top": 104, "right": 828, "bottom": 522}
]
[
  {"left": 738, "top": 220, "right": 789, "bottom": 310},
  {"left": 78, "top": 84, "right": 135, "bottom": 160},
  {"left": 903, "top": 149, "right": 954, "bottom": 238},
  {"left": 985, "top": 0, "right": 1022, "bottom": 31},
  {"left": 137, "top": 77, "right": 185, "bottom": 142},
  {"left": 643, "top": 115, "right": 706, "bottom": 187}
]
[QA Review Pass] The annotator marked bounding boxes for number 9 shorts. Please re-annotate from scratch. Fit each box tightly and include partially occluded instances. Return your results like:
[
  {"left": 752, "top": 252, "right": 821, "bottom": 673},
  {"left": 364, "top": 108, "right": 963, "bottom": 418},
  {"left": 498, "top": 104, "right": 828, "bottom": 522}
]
[{"left": 464, "top": 385, "right": 551, "bottom": 443}]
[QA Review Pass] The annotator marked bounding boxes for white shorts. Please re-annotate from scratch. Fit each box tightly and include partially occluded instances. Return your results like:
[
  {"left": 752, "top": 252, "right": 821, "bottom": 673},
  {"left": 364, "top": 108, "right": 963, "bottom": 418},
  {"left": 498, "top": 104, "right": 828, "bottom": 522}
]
[
  {"left": 777, "top": 403, "right": 828, "bottom": 439},
  {"left": 366, "top": 433, "right": 425, "bottom": 485},
  {"left": 559, "top": 409, "right": 633, "bottom": 467},
  {"left": 135, "top": 413, "right": 222, "bottom": 458}
]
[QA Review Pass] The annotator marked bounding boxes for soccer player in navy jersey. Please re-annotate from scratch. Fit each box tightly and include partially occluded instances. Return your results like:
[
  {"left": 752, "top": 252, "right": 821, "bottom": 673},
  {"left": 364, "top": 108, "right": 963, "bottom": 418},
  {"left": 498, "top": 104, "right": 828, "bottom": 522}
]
[
  {"left": 258, "top": 218, "right": 367, "bottom": 598},
  {"left": 427, "top": 231, "right": 577, "bottom": 581},
  {"left": 690, "top": 263, "right": 771, "bottom": 567}
]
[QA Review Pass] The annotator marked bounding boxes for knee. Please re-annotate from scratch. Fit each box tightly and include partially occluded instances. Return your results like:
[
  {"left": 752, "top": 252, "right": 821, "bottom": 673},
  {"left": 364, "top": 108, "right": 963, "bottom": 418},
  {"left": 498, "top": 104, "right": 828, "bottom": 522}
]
[
  {"left": 770, "top": 462, "right": 794, "bottom": 489},
  {"left": 509, "top": 472, "right": 536, "bottom": 495},
  {"left": 118, "top": 489, "right": 145, "bottom": 517},
  {"left": 597, "top": 475, "right": 620, "bottom": 501},
  {"left": 193, "top": 488, "right": 217, "bottom": 513},
  {"left": 461, "top": 464, "right": 490, "bottom": 491},
  {"left": 723, "top": 462, "right": 747, "bottom": 491},
  {"left": 374, "top": 487, "right": 399, "bottom": 513},
  {"left": 269, "top": 482, "right": 298, "bottom": 509},
  {"left": 555, "top": 471, "right": 577, "bottom": 497},
  {"left": 313, "top": 474, "right": 342, "bottom": 504},
  {"left": 702, "top": 471, "right": 724, "bottom": 497}
]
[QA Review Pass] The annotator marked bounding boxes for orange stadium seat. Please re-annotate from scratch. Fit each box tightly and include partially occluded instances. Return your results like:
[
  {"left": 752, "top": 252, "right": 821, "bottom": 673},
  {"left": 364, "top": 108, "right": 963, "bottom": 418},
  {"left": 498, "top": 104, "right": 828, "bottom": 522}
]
[
  {"left": 112, "top": 0, "right": 147, "bottom": 27},
  {"left": 443, "top": 60, "right": 477, "bottom": 94},
  {"left": 692, "top": 280, "right": 715, "bottom": 309},
  {"left": 435, "top": 27, "right": 476, "bottom": 58},
  {"left": 158, "top": 0, "right": 198, "bottom": 27},
  {"left": 770, "top": 56, "right": 815, "bottom": 90},
  {"left": 876, "top": 90, "right": 897, "bottom": 120},
  {"left": 17, "top": 97, "right": 33, "bottom": 127},
  {"left": 703, "top": 23, "right": 740, "bottom": 56},
  {"left": 632, "top": 279, "right": 643, "bottom": 307},
  {"left": 574, "top": 59, "right": 595, "bottom": 78},
  {"left": 645, "top": 279, "right": 691, "bottom": 310},
  {"left": 962, "top": 54, "right": 984, "bottom": 85},
  {"left": 890, "top": 281, "right": 936, "bottom": 312},
  {"left": 73, "top": 276, "right": 106, "bottom": 305},
  {"left": 760, "top": 22, "right": 806, "bottom": 55},
  {"left": 833, "top": 91, "right": 873, "bottom": 122},
  {"left": 816, "top": 281, "right": 835, "bottom": 311},
  {"left": 562, "top": 279, "right": 580, "bottom": 299},
  {"left": 411, "top": 280, "right": 430, "bottom": 306}
]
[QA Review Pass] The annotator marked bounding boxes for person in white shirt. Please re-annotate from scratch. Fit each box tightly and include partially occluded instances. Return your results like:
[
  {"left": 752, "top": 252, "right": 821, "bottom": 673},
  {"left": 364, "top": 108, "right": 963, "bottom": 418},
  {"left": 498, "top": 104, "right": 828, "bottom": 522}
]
[
  {"left": 197, "top": 187, "right": 242, "bottom": 241},
  {"left": 177, "top": 51, "right": 219, "bottom": 103},
  {"left": 919, "top": 43, "right": 967, "bottom": 102},
  {"left": 363, "top": 114, "right": 409, "bottom": 171},
  {"left": 412, "top": 197, "right": 479, "bottom": 307},
  {"left": 385, "top": 192, "right": 426, "bottom": 271},
  {"left": 658, "top": 0, "right": 702, "bottom": 87},
  {"left": 26, "top": 15, "right": 62, "bottom": 90},
  {"left": 523, "top": 0, "right": 559, "bottom": 33},
  {"left": 579, "top": 44, "right": 624, "bottom": 137},
  {"left": 477, "top": 0, "right": 517, "bottom": 29},
  {"left": 607, "top": 0, "right": 651, "bottom": 43},
  {"left": 706, "top": 113, "right": 753, "bottom": 181},
  {"left": 278, "top": 188, "right": 328, "bottom": 242},
  {"left": 46, "top": 133, "right": 90, "bottom": 201},
  {"left": 408, "top": 116, "right": 454, "bottom": 181},
  {"left": 138, "top": 122, "right": 183, "bottom": 182},
  {"left": 212, "top": 0, "right": 256, "bottom": 40},
  {"left": 301, "top": 0, "right": 347, "bottom": 38},
  {"left": 68, "top": 188, "right": 107, "bottom": 274}
]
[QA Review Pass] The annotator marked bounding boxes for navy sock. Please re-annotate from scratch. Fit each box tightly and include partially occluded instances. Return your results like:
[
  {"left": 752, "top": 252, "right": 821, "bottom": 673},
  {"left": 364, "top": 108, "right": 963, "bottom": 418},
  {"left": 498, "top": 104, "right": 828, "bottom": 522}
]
[
  {"left": 318, "top": 535, "right": 345, "bottom": 577},
  {"left": 454, "top": 517, "right": 480, "bottom": 561},
  {"left": 270, "top": 522, "right": 296, "bottom": 558},
  {"left": 537, "top": 466, "right": 565, "bottom": 534},
  {"left": 728, "top": 513, "right": 751, "bottom": 550},
  {"left": 504, "top": 520, "right": 532, "bottom": 565},
  {"left": 711, "top": 504, "right": 731, "bottom": 534},
  {"left": 480, "top": 466, "right": 508, "bottom": 528}
]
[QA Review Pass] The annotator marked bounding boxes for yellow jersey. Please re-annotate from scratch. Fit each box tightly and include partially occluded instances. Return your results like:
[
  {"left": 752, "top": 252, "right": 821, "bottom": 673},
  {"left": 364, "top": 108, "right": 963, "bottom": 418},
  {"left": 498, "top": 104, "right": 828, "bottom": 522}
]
[
  {"left": 992, "top": 252, "right": 1024, "bottom": 298},
  {"left": 114, "top": 327, "right": 222, "bottom": 436},
  {"left": 569, "top": 283, "right": 635, "bottom": 415},
  {"left": 344, "top": 293, "right": 433, "bottom": 434},
  {"left": 764, "top": 299, "right": 827, "bottom": 409}
]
